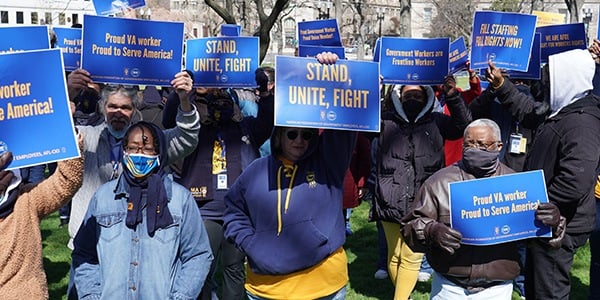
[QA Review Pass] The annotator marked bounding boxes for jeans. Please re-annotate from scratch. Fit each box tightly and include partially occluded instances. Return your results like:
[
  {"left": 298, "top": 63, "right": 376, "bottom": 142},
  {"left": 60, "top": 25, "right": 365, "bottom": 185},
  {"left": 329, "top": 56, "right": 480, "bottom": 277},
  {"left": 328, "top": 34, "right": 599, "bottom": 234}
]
[
  {"left": 430, "top": 272, "right": 513, "bottom": 300},
  {"left": 420, "top": 255, "right": 433, "bottom": 275},
  {"left": 200, "top": 219, "right": 246, "bottom": 300},
  {"left": 246, "top": 286, "right": 346, "bottom": 300},
  {"left": 590, "top": 200, "right": 600, "bottom": 300}
]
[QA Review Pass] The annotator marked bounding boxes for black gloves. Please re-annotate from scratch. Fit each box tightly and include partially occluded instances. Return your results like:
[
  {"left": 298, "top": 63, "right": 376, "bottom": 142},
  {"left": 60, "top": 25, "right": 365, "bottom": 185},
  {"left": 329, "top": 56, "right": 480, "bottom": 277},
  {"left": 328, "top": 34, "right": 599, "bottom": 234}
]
[
  {"left": 427, "top": 222, "right": 462, "bottom": 255},
  {"left": 255, "top": 68, "right": 269, "bottom": 93},
  {"left": 535, "top": 202, "right": 561, "bottom": 228}
]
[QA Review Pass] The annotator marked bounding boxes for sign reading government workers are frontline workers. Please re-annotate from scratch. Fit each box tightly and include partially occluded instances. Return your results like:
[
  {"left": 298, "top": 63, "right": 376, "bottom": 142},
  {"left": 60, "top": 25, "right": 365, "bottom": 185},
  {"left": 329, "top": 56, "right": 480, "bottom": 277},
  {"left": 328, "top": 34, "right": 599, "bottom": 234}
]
[
  {"left": 0, "top": 49, "right": 80, "bottom": 170},
  {"left": 274, "top": 56, "right": 380, "bottom": 132},
  {"left": 470, "top": 11, "right": 537, "bottom": 72},
  {"left": 81, "top": 15, "right": 184, "bottom": 86},
  {"left": 379, "top": 37, "right": 450, "bottom": 85},
  {"left": 185, "top": 37, "right": 259, "bottom": 88},
  {"left": 0, "top": 26, "right": 50, "bottom": 53},
  {"left": 449, "top": 170, "right": 551, "bottom": 246}
]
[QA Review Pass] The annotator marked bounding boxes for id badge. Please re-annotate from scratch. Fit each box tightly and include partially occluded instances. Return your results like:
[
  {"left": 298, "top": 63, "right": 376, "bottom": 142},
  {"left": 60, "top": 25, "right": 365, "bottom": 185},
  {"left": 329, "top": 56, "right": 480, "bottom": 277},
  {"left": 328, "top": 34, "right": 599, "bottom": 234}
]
[
  {"left": 217, "top": 173, "right": 228, "bottom": 190},
  {"left": 509, "top": 134, "right": 523, "bottom": 154}
]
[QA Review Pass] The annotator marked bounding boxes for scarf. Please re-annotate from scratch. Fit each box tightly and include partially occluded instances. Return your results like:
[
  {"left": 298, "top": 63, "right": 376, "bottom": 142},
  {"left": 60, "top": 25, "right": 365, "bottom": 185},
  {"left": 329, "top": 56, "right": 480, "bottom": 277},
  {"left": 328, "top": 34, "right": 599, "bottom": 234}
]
[{"left": 123, "top": 170, "right": 173, "bottom": 237}]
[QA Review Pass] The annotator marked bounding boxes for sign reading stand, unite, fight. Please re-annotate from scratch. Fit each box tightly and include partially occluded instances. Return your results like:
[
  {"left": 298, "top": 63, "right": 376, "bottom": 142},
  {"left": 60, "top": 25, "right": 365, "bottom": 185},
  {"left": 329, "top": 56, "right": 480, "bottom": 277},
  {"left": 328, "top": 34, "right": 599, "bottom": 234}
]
[
  {"left": 0, "top": 48, "right": 80, "bottom": 170},
  {"left": 274, "top": 55, "right": 380, "bottom": 132},
  {"left": 449, "top": 170, "right": 551, "bottom": 246}
]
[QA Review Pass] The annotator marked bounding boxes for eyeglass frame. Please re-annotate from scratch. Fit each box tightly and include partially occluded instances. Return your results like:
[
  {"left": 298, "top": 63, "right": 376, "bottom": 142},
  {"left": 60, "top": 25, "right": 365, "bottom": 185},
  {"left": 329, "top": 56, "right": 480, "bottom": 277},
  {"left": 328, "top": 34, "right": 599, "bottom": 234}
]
[
  {"left": 463, "top": 140, "right": 502, "bottom": 151},
  {"left": 285, "top": 130, "right": 314, "bottom": 141},
  {"left": 124, "top": 145, "right": 157, "bottom": 155}
]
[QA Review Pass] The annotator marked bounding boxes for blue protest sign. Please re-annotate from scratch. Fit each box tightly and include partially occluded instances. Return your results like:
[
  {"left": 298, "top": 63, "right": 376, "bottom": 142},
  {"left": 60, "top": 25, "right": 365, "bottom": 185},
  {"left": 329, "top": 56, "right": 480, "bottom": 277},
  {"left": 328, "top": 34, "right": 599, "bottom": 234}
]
[
  {"left": 0, "top": 49, "right": 79, "bottom": 170},
  {"left": 449, "top": 170, "right": 551, "bottom": 245},
  {"left": 508, "top": 33, "right": 541, "bottom": 80},
  {"left": 379, "top": 37, "right": 450, "bottom": 85},
  {"left": 536, "top": 23, "right": 587, "bottom": 63},
  {"left": 0, "top": 26, "right": 49, "bottom": 53},
  {"left": 373, "top": 38, "right": 380, "bottom": 62},
  {"left": 185, "top": 36, "right": 259, "bottom": 88},
  {"left": 297, "top": 19, "right": 342, "bottom": 47},
  {"left": 82, "top": 15, "right": 184, "bottom": 86},
  {"left": 54, "top": 27, "right": 83, "bottom": 72},
  {"left": 471, "top": 11, "right": 537, "bottom": 72},
  {"left": 92, "top": 0, "right": 146, "bottom": 16},
  {"left": 298, "top": 45, "right": 345, "bottom": 59},
  {"left": 221, "top": 24, "right": 241, "bottom": 36},
  {"left": 274, "top": 56, "right": 380, "bottom": 132},
  {"left": 449, "top": 36, "right": 469, "bottom": 74}
]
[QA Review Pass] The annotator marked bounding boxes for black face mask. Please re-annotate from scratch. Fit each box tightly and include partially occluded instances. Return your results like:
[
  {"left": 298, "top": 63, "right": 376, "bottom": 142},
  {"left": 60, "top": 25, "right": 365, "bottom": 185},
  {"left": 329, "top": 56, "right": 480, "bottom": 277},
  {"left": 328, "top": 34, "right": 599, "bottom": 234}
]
[
  {"left": 402, "top": 100, "right": 424, "bottom": 121},
  {"left": 462, "top": 147, "right": 499, "bottom": 178}
]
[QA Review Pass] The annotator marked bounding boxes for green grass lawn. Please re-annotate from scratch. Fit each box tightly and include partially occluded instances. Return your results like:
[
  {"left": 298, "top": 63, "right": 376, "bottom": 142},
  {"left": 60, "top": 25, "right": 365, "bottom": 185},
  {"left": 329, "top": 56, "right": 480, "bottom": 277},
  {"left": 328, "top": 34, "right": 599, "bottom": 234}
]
[{"left": 42, "top": 201, "right": 591, "bottom": 299}]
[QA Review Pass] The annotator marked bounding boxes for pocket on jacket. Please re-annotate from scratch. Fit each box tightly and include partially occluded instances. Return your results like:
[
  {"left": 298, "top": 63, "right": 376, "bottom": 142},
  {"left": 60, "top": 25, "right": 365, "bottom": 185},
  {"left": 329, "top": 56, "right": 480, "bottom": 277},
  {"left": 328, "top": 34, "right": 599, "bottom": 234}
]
[
  {"left": 153, "top": 215, "right": 181, "bottom": 243},
  {"left": 97, "top": 212, "right": 126, "bottom": 242}
]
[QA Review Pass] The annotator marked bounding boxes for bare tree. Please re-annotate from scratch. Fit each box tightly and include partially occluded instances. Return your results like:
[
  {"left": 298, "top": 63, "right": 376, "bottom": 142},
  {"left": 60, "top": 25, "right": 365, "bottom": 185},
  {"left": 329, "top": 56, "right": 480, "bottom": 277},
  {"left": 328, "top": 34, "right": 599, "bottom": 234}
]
[
  {"left": 565, "top": 0, "right": 584, "bottom": 23},
  {"left": 204, "top": 0, "right": 291, "bottom": 63},
  {"left": 399, "top": 0, "right": 411, "bottom": 37},
  {"left": 429, "top": 0, "right": 474, "bottom": 44}
]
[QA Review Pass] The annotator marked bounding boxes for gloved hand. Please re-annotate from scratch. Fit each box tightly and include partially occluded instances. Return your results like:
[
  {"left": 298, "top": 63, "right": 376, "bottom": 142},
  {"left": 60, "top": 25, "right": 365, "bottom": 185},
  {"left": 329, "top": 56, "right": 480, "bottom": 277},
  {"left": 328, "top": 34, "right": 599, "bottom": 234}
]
[
  {"left": 535, "top": 202, "right": 561, "bottom": 228},
  {"left": 255, "top": 68, "right": 269, "bottom": 93},
  {"left": 548, "top": 216, "right": 567, "bottom": 249},
  {"left": 427, "top": 222, "right": 462, "bottom": 255},
  {"left": 0, "top": 151, "right": 12, "bottom": 170}
]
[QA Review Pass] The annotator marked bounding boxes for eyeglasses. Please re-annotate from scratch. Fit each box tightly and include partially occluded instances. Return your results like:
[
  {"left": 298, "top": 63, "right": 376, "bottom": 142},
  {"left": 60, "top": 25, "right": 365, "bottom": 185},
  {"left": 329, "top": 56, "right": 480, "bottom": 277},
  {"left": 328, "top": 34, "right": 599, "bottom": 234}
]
[
  {"left": 125, "top": 145, "right": 156, "bottom": 155},
  {"left": 463, "top": 140, "right": 500, "bottom": 151},
  {"left": 286, "top": 130, "right": 314, "bottom": 141}
]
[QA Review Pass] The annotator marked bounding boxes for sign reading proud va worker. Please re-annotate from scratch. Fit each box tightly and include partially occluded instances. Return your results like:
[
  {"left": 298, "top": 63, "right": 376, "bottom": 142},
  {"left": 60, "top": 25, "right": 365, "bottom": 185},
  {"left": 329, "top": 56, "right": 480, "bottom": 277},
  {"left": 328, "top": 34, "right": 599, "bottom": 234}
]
[
  {"left": 185, "top": 37, "right": 259, "bottom": 88},
  {"left": 470, "top": 11, "right": 537, "bottom": 72},
  {"left": 0, "top": 26, "right": 50, "bottom": 53},
  {"left": 275, "top": 56, "right": 380, "bottom": 132},
  {"left": 379, "top": 37, "right": 449, "bottom": 85},
  {"left": 449, "top": 170, "right": 551, "bottom": 246},
  {"left": 0, "top": 49, "right": 79, "bottom": 170},
  {"left": 54, "top": 27, "right": 83, "bottom": 72},
  {"left": 81, "top": 15, "right": 184, "bottom": 86}
]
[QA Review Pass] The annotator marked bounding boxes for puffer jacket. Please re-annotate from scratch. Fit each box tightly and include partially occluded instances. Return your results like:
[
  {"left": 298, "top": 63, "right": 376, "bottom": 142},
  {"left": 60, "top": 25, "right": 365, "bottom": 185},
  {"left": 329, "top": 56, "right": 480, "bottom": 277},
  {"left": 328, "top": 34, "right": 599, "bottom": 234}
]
[
  {"left": 369, "top": 86, "right": 471, "bottom": 223},
  {"left": 401, "top": 162, "right": 520, "bottom": 282}
]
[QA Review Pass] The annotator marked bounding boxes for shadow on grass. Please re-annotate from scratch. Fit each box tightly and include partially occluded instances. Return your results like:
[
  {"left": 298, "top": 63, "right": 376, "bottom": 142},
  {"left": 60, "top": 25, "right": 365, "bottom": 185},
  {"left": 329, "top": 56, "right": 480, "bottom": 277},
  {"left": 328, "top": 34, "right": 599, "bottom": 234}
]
[
  {"left": 345, "top": 224, "right": 395, "bottom": 299},
  {"left": 43, "top": 256, "right": 70, "bottom": 300}
]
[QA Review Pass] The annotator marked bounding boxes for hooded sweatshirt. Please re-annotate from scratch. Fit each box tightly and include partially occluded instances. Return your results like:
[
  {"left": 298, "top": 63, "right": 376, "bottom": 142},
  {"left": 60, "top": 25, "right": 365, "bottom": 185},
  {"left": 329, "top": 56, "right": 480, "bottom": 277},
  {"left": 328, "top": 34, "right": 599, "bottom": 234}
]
[
  {"left": 525, "top": 49, "right": 600, "bottom": 233},
  {"left": 223, "top": 128, "right": 356, "bottom": 275}
]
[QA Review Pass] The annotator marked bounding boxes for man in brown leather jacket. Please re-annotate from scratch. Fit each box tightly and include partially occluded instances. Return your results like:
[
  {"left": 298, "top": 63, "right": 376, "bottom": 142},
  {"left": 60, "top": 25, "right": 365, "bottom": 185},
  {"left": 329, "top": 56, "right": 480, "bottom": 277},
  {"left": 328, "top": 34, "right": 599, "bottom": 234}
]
[{"left": 401, "top": 118, "right": 564, "bottom": 299}]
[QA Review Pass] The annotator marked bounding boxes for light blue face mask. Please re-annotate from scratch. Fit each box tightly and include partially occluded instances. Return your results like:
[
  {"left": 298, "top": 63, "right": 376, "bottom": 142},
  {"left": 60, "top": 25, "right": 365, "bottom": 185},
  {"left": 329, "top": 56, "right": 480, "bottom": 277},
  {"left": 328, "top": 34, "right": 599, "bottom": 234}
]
[
  {"left": 108, "top": 126, "right": 128, "bottom": 139},
  {"left": 122, "top": 153, "right": 160, "bottom": 179}
]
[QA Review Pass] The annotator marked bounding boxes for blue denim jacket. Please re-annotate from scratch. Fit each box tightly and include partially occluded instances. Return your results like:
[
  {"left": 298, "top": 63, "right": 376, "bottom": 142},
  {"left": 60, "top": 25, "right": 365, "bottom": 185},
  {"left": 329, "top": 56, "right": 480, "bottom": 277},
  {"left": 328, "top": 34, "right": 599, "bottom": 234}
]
[{"left": 72, "top": 174, "right": 213, "bottom": 300}]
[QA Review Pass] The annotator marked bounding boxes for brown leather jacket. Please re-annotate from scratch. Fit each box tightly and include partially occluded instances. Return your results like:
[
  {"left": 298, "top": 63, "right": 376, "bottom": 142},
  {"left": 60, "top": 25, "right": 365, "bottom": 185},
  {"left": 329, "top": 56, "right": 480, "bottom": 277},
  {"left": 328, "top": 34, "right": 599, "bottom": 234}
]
[{"left": 401, "top": 162, "right": 521, "bottom": 282}]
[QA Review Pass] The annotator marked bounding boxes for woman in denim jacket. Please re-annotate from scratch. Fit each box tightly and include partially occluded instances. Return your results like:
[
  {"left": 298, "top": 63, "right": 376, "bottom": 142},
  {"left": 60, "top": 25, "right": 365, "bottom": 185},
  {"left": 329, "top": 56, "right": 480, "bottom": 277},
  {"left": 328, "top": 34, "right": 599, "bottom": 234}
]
[{"left": 72, "top": 121, "right": 213, "bottom": 300}]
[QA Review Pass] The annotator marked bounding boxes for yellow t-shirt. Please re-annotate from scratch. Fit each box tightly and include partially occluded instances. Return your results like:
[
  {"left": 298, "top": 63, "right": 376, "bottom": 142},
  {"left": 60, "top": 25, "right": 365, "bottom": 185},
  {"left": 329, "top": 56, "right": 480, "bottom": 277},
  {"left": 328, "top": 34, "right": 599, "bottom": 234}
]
[{"left": 245, "top": 247, "right": 348, "bottom": 300}]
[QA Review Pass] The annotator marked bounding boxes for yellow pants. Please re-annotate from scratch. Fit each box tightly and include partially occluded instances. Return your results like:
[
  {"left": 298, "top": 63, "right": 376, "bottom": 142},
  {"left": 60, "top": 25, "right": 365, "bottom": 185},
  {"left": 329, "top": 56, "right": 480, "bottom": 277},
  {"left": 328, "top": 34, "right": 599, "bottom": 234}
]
[{"left": 382, "top": 221, "right": 424, "bottom": 300}]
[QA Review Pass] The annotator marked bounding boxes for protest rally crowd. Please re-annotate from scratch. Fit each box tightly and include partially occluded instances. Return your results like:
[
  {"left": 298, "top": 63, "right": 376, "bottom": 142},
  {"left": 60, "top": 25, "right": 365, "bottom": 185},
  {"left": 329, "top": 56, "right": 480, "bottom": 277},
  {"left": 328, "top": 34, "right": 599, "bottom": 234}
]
[{"left": 4, "top": 5, "right": 600, "bottom": 300}]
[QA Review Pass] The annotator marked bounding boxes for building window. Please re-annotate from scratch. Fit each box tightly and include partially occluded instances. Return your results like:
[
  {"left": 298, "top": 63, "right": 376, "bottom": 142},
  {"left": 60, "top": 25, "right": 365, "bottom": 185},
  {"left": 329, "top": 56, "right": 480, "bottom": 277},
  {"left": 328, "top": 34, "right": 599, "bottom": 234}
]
[
  {"left": 45, "top": 12, "right": 52, "bottom": 25},
  {"left": 31, "top": 12, "right": 38, "bottom": 24},
  {"left": 16, "top": 11, "right": 24, "bottom": 24},
  {"left": 59, "top": 13, "right": 65, "bottom": 25},
  {"left": 1, "top": 11, "right": 8, "bottom": 24},
  {"left": 423, "top": 7, "right": 432, "bottom": 23},
  {"left": 72, "top": 14, "right": 79, "bottom": 25}
]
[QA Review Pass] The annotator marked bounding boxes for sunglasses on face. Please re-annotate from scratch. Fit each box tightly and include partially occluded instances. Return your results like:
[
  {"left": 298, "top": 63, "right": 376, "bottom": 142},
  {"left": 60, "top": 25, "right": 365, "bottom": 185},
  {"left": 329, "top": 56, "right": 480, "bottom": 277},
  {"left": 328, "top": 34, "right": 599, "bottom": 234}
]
[{"left": 286, "top": 130, "right": 314, "bottom": 141}]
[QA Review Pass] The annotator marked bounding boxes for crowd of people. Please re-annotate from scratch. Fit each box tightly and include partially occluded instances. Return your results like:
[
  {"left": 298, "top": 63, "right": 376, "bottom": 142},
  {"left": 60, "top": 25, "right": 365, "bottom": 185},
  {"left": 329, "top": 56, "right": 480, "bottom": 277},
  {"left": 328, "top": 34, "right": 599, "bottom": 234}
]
[{"left": 5, "top": 13, "right": 600, "bottom": 300}]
